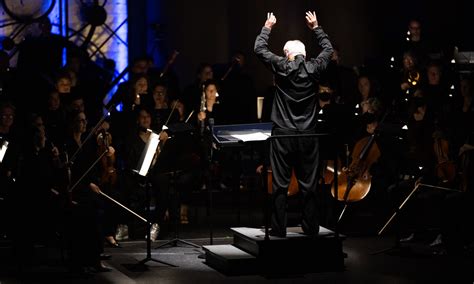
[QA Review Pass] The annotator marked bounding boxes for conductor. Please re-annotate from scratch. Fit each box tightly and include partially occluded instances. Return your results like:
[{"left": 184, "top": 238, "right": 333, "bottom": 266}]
[{"left": 254, "top": 11, "right": 333, "bottom": 237}]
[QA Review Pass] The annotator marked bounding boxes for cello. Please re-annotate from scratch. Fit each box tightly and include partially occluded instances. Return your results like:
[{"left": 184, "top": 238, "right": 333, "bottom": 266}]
[
  {"left": 322, "top": 118, "right": 382, "bottom": 222},
  {"left": 266, "top": 167, "right": 299, "bottom": 196},
  {"left": 330, "top": 134, "right": 381, "bottom": 202}
]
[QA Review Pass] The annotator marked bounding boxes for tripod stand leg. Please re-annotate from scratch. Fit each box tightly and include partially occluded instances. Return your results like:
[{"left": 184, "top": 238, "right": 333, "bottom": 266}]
[
  {"left": 136, "top": 224, "right": 177, "bottom": 267},
  {"left": 155, "top": 238, "right": 201, "bottom": 249},
  {"left": 137, "top": 256, "right": 177, "bottom": 267}
]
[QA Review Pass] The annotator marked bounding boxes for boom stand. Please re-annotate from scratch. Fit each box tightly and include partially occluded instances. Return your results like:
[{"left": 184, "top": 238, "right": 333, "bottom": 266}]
[{"left": 155, "top": 170, "right": 200, "bottom": 249}]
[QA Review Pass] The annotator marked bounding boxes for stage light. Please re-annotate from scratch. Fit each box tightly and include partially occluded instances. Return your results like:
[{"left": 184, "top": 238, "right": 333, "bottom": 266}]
[{"left": 402, "top": 125, "right": 408, "bottom": 130}]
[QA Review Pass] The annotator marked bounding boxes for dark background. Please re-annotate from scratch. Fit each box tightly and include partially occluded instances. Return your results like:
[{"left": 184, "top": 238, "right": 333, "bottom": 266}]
[{"left": 127, "top": 0, "right": 474, "bottom": 94}]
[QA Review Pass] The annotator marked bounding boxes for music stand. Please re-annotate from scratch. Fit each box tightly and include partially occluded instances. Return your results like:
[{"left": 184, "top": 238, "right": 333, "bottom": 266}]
[
  {"left": 134, "top": 129, "right": 176, "bottom": 267},
  {"left": 154, "top": 122, "right": 200, "bottom": 249}
]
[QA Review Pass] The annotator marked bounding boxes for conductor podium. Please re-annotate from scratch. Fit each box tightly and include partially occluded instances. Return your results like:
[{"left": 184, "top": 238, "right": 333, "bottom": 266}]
[{"left": 203, "top": 123, "right": 345, "bottom": 275}]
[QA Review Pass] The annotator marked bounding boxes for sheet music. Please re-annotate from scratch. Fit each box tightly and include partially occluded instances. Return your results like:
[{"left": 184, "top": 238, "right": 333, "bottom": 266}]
[
  {"left": 212, "top": 122, "right": 273, "bottom": 146},
  {"left": 231, "top": 131, "right": 270, "bottom": 142}
]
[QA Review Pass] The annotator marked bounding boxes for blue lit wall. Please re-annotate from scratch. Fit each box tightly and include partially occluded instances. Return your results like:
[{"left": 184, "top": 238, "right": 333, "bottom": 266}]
[{"left": 49, "top": 0, "right": 129, "bottom": 105}]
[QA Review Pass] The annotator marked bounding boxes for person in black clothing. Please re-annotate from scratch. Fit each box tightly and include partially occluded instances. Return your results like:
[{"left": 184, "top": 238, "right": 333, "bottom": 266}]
[
  {"left": 63, "top": 111, "right": 113, "bottom": 273},
  {"left": 181, "top": 63, "right": 214, "bottom": 117},
  {"left": 196, "top": 79, "right": 229, "bottom": 191},
  {"left": 254, "top": 11, "right": 333, "bottom": 237}
]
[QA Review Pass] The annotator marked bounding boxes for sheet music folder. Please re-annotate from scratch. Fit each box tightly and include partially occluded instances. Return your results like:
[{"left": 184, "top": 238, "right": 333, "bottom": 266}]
[{"left": 212, "top": 122, "right": 272, "bottom": 147}]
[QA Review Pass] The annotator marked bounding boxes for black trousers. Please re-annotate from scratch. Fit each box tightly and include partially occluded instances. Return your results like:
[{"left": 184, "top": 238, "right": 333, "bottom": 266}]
[{"left": 270, "top": 128, "right": 320, "bottom": 236}]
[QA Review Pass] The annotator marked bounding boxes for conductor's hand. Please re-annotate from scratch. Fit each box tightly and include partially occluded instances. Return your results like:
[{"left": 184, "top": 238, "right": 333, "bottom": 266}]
[
  {"left": 305, "top": 11, "right": 319, "bottom": 30},
  {"left": 264, "top": 12, "right": 276, "bottom": 29}
]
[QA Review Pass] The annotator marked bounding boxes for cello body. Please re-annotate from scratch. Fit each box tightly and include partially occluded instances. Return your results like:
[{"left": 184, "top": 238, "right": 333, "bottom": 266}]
[
  {"left": 324, "top": 135, "right": 381, "bottom": 203},
  {"left": 267, "top": 167, "right": 299, "bottom": 196}
]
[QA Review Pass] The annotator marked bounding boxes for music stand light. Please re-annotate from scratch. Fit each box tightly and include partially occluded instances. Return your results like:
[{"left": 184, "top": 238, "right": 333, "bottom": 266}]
[
  {"left": 136, "top": 130, "right": 161, "bottom": 176},
  {"left": 0, "top": 140, "right": 8, "bottom": 163}
]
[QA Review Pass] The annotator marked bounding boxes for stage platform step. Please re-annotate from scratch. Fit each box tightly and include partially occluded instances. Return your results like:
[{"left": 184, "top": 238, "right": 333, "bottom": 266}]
[
  {"left": 203, "top": 226, "right": 345, "bottom": 275},
  {"left": 202, "top": 244, "right": 258, "bottom": 275}
]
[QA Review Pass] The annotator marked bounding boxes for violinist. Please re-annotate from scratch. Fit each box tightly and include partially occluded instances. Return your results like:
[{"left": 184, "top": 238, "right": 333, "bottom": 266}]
[
  {"left": 63, "top": 110, "right": 113, "bottom": 273},
  {"left": 93, "top": 118, "right": 124, "bottom": 249}
]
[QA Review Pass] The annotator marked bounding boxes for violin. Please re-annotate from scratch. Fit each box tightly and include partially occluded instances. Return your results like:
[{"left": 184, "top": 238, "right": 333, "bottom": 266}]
[
  {"left": 266, "top": 167, "right": 299, "bottom": 196},
  {"left": 96, "top": 129, "right": 117, "bottom": 187},
  {"left": 324, "top": 134, "right": 381, "bottom": 203}
]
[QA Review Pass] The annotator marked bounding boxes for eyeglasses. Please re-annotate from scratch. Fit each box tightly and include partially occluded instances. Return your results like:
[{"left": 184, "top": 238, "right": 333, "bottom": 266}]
[{"left": 1, "top": 114, "right": 14, "bottom": 119}]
